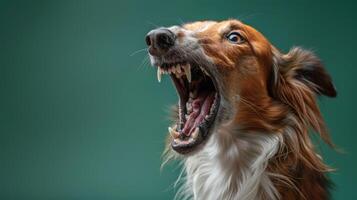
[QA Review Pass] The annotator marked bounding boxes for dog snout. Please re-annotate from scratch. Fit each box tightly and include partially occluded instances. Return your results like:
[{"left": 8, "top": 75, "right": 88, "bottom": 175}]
[{"left": 145, "top": 28, "right": 176, "bottom": 56}]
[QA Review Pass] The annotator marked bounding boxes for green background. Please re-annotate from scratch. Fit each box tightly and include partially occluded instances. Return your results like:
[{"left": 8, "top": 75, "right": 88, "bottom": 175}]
[{"left": 0, "top": 0, "right": 356, "bottom": 199}]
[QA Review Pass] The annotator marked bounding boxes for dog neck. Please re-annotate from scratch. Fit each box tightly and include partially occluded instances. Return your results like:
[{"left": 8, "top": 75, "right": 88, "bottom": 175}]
[
  {"left": 176, "top": 120, "right": 331, "bottom": 200},
  {"left": 179, "top": 126, "right": 282, "bottom": 200}
]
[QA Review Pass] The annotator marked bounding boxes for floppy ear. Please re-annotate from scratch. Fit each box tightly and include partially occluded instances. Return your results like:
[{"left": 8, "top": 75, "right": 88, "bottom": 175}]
[
  {"left": 270, "top": 47, "right": 336, "bottom": 146},
  {"left": 272, "top": 47, "right": 337, "bottom": 97}
]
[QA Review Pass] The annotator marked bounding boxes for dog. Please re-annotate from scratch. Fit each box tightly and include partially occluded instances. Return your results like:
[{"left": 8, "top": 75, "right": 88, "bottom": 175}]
[{"left": 145, "top": 19, "right": 337, "bottom": 200}]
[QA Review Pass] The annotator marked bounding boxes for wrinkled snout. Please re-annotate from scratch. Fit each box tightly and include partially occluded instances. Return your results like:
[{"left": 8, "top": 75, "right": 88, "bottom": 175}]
[{"left": 145, "top": 28, "right": 176, "bottom": 56}]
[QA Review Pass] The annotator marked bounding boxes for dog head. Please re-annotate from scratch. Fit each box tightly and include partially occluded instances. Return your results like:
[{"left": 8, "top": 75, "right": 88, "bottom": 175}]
[{"left": 146, "top": 19, "right": 336, "bottom": 154}]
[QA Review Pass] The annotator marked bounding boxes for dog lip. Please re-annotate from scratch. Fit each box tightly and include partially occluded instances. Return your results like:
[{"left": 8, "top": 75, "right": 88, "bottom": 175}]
[
  {"left": 150, "top": 51, "right": 191, "bottom": 69},
  {"left": 171, "top": 128, "right": 203, "bottom": 154}
]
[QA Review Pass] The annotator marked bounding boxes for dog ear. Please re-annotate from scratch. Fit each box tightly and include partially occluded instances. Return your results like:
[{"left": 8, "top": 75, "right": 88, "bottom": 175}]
[
  {"left": 271, "top": 47, "right": 337, "bottom": 98},
  {"left": 269, "top": 47, "right": 336, "bottom": 146}
]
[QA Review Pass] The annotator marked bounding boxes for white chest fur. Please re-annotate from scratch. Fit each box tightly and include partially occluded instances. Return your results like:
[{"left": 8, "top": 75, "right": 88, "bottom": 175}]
[{"left": 178, "top": 132, "right": 282, "bottom": 200}]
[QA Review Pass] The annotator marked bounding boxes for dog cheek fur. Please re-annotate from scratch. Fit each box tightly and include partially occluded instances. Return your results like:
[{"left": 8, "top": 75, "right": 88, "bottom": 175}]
[{"left": 160, "top": 21, "right": 335, "bottom": 200}]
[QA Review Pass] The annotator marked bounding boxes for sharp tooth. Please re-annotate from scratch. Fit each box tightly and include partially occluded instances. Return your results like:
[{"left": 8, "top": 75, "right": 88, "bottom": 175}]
[
  {"left": 187, "top": 104, "right": 192, "bottom": 114},
  {"left": 171, "top": 67, "right": 176, "bottom": 75},
  {"left": 157, "top": 68, "right": 162, "bottom": 82},
  {"left": 183, "top": 64, "right": 191, "bottom": 82},
  {"left": 189, "top": 91, "right": 197, "bottom": 99},
  {"left": 175, "top": 65, "right": 183, "bottom": 78},
  {"left": 168, "top": 127, "right": 180, "bottom": 139},
  {"left": 191, "top": 127, "right": 199, "bottom": 139},
  {"left": 210, "top": 104, "right": 215, "bottom": 113},
  {"left": 205, "top": 115, "right": 210, "bottom": 120},
  {"left": 176, "top": 65, "right": 182, "bottom": 73},
  {"left": 186, "top": 102, "right": 191, "bottom": 109}
]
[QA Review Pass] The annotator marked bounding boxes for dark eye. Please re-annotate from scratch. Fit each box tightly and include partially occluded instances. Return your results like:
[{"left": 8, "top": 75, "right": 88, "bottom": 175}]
[{"left": 226, "top": 32, "right": 244, "bottom": 44}]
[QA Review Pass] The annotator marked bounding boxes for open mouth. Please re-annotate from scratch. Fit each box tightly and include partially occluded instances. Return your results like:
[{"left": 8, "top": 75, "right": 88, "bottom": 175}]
[{"left": 157, "top": 62, "right": 220, "bottom": 154}]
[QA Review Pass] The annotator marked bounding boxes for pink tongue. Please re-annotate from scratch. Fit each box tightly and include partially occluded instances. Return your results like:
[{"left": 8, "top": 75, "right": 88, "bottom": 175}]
[{"left": 182, "top": 93, "right": 214, "bottom": 136}]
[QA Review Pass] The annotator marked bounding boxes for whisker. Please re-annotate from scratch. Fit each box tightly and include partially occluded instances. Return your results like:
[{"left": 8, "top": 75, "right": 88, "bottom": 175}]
[
  {"left": 137, "top": 56, "right": 150, "bottom": 70},
  {"left": 177, "top": 18, "right": 186, "bottom": 26},
  {"left": 130, "top": 47, "right": 148, "bottom": 57},
  {"left": 146, "top": 20, "right": 160, "bottom": 28}
]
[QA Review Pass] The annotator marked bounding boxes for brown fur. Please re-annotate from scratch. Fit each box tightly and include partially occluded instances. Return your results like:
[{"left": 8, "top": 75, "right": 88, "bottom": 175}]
[{"left": 164, "top": 20, "right": 336, "bottom": 199}]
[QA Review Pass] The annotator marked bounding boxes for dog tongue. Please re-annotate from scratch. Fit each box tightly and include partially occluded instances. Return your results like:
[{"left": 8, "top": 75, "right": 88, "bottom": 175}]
[{"left": 182, "top": 92, "right": 214, "bottom": 136}]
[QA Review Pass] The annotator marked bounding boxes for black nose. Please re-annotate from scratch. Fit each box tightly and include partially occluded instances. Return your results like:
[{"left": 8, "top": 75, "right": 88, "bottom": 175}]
[{"left": 145, "top": 28, "right": 176, "bottom": 56}]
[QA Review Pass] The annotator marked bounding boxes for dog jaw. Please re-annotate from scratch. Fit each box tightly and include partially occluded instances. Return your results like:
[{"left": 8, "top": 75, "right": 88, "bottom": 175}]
[{"left": 148, "top": 19, "right": 336, "bottom": 200}]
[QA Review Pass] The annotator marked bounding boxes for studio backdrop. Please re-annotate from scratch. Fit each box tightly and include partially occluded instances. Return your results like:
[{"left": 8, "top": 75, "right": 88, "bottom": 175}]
[{"left": 0, "top": 0, "right": 356, "bottom": 199}]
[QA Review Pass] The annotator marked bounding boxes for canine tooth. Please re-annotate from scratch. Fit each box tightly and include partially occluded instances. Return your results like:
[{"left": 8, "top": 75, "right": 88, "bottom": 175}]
[
  {"left": 183, "top": 64, "right": 191, "bottom": 82},
  {"left": 191, "top": 127, "right": 199, "bottom": 139},
  {"left": 168, "top": 127, "right": 180, "bottom": 139},
  {"left": 157, "top": 68, "right": 162, "bottom": 82}
]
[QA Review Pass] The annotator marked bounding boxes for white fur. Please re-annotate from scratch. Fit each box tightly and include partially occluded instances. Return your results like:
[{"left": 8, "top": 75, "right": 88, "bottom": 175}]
[
  {"left": 156, "top": 25, "right": 286, "bottom": 200},
  {"left": 175, "top": 127, "right": 283, "bottom": 200}
]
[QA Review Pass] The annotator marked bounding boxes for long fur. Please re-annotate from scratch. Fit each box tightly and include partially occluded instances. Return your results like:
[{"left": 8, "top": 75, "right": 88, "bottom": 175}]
[
  {"left": 155, "top": 20, "right": 336, "bottom": 200},
  {"left": 164, "top": 115, "right": 331, "bottom": 200}
]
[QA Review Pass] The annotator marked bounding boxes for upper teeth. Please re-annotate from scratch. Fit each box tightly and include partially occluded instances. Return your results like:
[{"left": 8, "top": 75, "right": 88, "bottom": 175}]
[
  {"left": 183, "top": 63, "right": 191, "bottom": 82},
  {"left": 157, "top": 63, "right": 192, "bottom": 83},
  {"left": 157, "top": 67, "right": 162, "bottom": 82}
]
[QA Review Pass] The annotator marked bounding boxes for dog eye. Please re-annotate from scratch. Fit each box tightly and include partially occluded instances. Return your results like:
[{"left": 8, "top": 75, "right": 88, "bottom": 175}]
[{"left": 226, "top": 32, "right": 244, "bottom": 44}]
